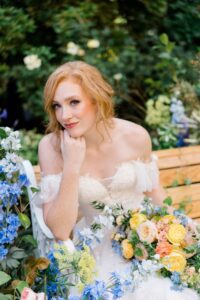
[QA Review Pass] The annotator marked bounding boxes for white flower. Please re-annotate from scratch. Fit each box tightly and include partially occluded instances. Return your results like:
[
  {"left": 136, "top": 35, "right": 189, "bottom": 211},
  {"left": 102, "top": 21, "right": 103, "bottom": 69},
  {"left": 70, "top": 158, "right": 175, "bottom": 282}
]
[
  {"left": 103, "top": 205, "right": 113, "bottom": 215},
  {"left": 66, "top": 42, "right": 80, "bottom": 55},
  {"left": 153, "top": 254, "right": 160, "bottom": 260},
  {"left": 113, "top": 73, "right": 123, "bottom": 81},
  {"left": 1, "top": 130, "right": 21, "bottom": 151},
  {"left": 23, "top": 54, "right": 42, "bottom": 70},
  {"left": 87, "top": 39, "right": 100, "bottom": 48},
  {"left": 77, "top": 48, "right": 85, "bottom": 56},
  {"left": 62, "top": 239, "right": 75, "bottom": 254}
]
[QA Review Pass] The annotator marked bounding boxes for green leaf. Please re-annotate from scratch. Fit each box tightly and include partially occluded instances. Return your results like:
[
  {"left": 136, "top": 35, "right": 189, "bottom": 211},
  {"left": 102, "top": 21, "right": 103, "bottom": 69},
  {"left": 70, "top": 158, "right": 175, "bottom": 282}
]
[
  {"left": 0, "top": 294, "right": 13, "bottom": 300},
  {"left": 135, "top": 247, "right": 143, "bottom": 257},
  {"left": 171, "top": 179, "right": 179, "bottom": 187},
  {"left": 18, "top": 213, "right": 31, "bottom": 229},
  {"left": 163, "top": 197, "right": 172, "bottom": 206},
  {"left": 184, "top": 178, "right": 191, "bottom": 185},
  {"left": 30, "top": 186, "right": 39, "bottom": 193},
  {"left": 6, "top": 258, "right": 20, "bottom": 269},
  {"left": 21, "top": 235, "right": 37, "bottom": 247},
  {"left": 160, "top": 33, "right": 169, "bottom": 45},
  {"left": 0, "top": 271, "right": 11, "bottom": 286},
  {"left": 16, "top": 280, "right": 29, "bottom": 293},
  {"left": 0, "top": 128, "right": 7, "bottom": 139},
  {"left": 12, "top": 249, "right": 26, "bottom": 259}
]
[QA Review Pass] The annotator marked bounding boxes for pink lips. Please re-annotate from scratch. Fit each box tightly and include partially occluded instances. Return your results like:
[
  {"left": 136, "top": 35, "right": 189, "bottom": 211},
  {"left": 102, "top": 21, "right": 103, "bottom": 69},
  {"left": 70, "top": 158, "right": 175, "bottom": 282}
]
[{"left": 65, "top": 122, "right": 79, "bottom": 129}]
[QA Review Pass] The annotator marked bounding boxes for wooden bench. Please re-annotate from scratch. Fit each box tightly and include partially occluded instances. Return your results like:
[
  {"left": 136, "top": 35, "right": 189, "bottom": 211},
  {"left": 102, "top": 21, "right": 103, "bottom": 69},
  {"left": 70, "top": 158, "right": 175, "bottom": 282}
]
[{"left": 33, "top": 145, "right": 200, "bottom": 222}]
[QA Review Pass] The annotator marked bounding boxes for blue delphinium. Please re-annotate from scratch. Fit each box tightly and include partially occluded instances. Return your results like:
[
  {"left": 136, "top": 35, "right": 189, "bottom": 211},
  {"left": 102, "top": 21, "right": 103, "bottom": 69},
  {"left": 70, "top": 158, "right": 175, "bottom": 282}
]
[
  {"left": 110, "top": 272, "right": 124, "bottom": 299},
  {"left": 82, "top": 280, "right": 107, "bottom": 299},
  {"left": 170, "top": 272, "right": 184, "bottom": 292},
  {"left": 111, "top": 240, "right": 122, "bottom": 255},
  {"left": 173, "top": 210, "right": 189, "bottom": 226},
  {"left": 0, "top": 127, "right": 30, "bottom": 262}
]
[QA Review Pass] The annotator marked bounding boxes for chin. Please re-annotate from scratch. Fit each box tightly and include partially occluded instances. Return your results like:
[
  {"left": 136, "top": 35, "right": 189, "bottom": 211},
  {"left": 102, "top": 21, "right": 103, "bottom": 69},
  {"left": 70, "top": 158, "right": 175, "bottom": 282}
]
[{"left": 68, "top": 131, "right": 83, "bottom": 138}]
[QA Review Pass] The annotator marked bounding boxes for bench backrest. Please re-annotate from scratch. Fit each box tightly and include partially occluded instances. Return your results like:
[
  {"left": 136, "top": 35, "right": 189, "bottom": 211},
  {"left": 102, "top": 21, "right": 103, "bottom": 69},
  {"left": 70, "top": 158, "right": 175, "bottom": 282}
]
[
  {"left": 33, "top": 145, "right": 200, "bottom": 221},
  {"left": 156, "top": 145, "right": 200, "bottom": 222}
]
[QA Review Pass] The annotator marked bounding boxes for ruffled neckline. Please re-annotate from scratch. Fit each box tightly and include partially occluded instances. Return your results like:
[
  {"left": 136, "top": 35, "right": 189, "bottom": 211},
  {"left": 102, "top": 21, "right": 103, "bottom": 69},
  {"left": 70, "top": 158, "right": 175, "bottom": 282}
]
[{"left": 40, "top": 155, "right": 158, "bottom": 191}]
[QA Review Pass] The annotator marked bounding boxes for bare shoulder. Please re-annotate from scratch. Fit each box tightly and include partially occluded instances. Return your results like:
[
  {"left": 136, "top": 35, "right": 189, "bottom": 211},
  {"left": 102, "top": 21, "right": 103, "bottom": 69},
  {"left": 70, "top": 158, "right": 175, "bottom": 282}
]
[
  {"left": 114, "top": 118, "right": 152, "bottom": 160},
  {"left": 38, "top": 132, "right": 62, "bottom": 174}
]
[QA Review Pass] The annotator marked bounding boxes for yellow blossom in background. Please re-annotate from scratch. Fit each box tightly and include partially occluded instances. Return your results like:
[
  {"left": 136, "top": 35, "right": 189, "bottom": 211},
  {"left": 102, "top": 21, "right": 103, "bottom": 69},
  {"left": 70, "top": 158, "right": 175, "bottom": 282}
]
[
  {"left": 167, "top": 223, "right": 186, "bottom": 245},
  {"left": 77, "top": 49, "right": 85, "bottom": 56},
  {"left": 66, "top": 42, "right": 85, "bottom": 56},
  {"left": 87, "top": 39, "right": 100, "bottom": 48},
  {"left": 162, "top": 251, "right": 187, "bottom": 273},
  {"left": 121, "top": 239, "right": 134, "bottom": 259},
  {"left": 145, "top": 95, "right": 171, "bottom": 127},
  {"left": 113, "top": 16, "right": 127, "bottom": 25},
  {"left": 129, "top": 213, "right": 147, "bottom": 230}
]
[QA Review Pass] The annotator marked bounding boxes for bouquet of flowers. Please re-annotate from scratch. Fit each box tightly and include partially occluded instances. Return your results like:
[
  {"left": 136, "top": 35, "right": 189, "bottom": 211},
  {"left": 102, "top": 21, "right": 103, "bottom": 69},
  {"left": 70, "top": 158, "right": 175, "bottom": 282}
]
[
  {"left": 90, "top": 198, "right": 200, "bottom": 294},
  {"left": 0, "top": 127, "right": 36, "bottom": 298}
]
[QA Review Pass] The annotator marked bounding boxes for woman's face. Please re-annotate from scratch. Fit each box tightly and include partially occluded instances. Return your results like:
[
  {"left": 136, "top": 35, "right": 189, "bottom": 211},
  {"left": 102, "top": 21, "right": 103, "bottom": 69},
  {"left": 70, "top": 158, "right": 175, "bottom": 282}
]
[{"left": 52, "top": 79, "right": 97, "bottom": 138}]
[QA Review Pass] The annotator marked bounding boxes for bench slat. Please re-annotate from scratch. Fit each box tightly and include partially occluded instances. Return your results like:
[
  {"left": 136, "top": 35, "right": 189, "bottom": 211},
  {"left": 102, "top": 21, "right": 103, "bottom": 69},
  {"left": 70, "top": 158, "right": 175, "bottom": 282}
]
[
  {"left": 160, "top": 165, "right": 200, "bottom": 187},
  {"left": 154, "top": 146, "right": 200, "bottom": 170}
]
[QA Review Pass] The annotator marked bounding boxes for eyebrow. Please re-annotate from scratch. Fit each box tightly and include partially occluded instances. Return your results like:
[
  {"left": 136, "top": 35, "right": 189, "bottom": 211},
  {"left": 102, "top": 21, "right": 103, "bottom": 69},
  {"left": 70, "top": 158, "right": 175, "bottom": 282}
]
[{"left": 52, "top": 95, "right": 80, "bottom": 103}]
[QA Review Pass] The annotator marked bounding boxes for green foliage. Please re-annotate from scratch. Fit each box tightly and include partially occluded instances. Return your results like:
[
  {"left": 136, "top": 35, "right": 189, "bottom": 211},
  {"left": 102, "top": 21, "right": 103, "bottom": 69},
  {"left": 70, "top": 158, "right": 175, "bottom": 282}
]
[
  {"left": 19, "top": 129, "right": 42, "bottom": 164},
  {"left": 0, "top": 0, "right": 199, "bottom": 130}
]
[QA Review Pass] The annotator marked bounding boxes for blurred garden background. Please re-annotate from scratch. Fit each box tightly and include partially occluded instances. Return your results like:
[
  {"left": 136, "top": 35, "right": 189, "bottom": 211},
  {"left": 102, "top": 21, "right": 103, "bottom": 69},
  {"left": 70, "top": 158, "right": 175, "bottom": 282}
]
[{"left": 1, "top": 0, "right": 200, "bottom": 163}]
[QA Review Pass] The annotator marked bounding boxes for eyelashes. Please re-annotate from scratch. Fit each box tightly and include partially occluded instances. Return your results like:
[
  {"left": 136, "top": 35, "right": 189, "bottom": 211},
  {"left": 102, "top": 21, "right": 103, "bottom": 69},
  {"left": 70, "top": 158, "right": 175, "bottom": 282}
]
[
  {"left": 52, "top": 99, "right": 80, "bottom": 110},
  {"left": 70, "top": 100, "right": 80, "bottom": 105}
]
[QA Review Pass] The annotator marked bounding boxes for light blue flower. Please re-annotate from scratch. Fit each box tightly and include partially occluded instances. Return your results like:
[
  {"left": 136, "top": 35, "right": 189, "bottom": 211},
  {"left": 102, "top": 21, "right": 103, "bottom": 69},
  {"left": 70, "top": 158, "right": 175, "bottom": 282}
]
[
  {"left": 82, "top": 280, "right": 107, "bottom": 299},
  {"left": 18, "top": 174, "right": 30, "bottom": 187},
  {"left": 0, "top": 245, "right": 8, "bottom": 260},
  {"left": 68, "top": 296, "right": 80, "bottom": 300}
]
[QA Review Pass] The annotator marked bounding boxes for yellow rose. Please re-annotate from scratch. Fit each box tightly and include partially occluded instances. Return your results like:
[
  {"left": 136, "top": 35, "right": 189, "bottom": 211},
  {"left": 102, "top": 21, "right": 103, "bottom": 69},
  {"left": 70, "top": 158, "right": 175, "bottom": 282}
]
[
  {"left": 167, "top": 224, "right": 186, "bottom": 245},
  {"left": 160, "top": 215, "right": 176, "bottom": 224},
  {"left": 121, "top": 239, "right": 134, "bottom": 259},
  {"left": 129, "top": 213, "right": 147, "bottom": 230},
  {"left": 116, "top": 215, "right": 124, "bottom": 226},
  {"left": 162, "top": 251, "right": 186, "bottom": 273}
]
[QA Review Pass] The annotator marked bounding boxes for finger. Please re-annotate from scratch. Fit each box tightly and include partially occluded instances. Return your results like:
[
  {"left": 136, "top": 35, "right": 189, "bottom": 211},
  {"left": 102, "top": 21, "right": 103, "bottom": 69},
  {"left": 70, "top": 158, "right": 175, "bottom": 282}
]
[{"left": 63, "top": 129, "right": 71, "bottom": 141}]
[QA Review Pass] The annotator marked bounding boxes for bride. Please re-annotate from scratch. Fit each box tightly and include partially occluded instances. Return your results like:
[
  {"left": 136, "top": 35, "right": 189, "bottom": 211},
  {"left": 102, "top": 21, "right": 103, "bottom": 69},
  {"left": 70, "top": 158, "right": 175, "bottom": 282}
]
[{"left": 37, "top": 60, "right": 199, "bottom": 299}]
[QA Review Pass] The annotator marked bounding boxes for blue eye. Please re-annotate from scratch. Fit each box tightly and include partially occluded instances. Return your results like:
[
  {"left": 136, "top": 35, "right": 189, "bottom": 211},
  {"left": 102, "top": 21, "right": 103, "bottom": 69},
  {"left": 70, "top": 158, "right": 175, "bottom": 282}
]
[{"left": 70, "top": 100, "right": 80, "bottom": 106}]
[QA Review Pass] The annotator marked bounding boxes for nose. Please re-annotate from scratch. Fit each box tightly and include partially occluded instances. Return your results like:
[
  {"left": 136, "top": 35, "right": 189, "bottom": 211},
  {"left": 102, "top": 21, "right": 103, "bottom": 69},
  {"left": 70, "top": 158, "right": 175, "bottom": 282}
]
[{"left": 61, "top": 106, "right": 73, "bottom": 121}]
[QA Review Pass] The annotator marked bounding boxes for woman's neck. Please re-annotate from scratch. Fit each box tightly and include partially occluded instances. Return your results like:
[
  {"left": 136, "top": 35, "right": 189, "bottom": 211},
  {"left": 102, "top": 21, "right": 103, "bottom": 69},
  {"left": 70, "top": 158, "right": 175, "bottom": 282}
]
[{"left": 84, "top": 119, "right": 114, "bottom": 151}]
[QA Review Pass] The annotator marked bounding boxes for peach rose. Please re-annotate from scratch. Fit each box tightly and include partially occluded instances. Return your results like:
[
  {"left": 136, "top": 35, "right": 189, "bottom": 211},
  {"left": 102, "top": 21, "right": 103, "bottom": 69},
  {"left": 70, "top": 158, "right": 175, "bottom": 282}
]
[
  {"left": 137, "top": 220, "right": 158, "bottom": 244},
  {"left": 21, "top": 288, "right": 46, "bottom": 300},
  {"left": 155, "top": 241, "right": 173, "bottom": 258}
]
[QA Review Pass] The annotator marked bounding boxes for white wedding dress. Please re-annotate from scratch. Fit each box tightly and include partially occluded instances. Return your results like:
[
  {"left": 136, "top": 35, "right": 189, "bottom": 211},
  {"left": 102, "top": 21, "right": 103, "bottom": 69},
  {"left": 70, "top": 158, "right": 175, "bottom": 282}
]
[{"left": 32, "top": 156, "right": 200, "bottom": 300}]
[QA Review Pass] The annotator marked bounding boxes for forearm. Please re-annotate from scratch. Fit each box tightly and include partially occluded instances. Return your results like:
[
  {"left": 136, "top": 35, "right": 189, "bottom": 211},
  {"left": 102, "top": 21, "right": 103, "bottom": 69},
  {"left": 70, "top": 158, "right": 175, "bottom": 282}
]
[
  {"left": 44, "top": 167, "right": 80, "bottom": 240},
  {"left": 145, "top": 184, "right": 167, "bottom": 206}
]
